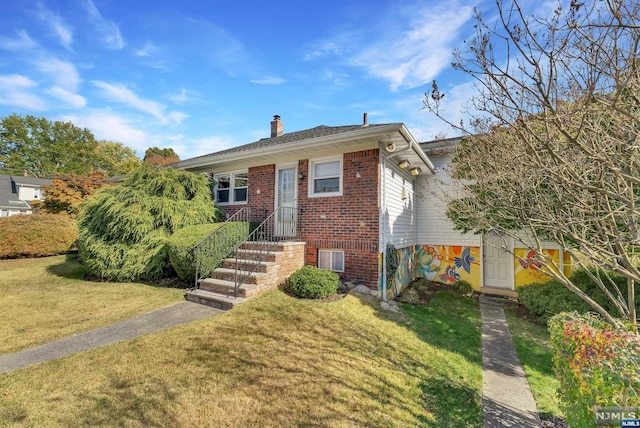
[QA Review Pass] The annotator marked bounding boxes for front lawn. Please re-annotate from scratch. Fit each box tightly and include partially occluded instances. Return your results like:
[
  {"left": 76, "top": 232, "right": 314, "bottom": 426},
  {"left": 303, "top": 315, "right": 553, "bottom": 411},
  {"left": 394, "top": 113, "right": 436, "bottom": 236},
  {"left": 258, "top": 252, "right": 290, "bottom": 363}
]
[
  {"left": 0, "top": 255, "right": 183, "bottom": 355},
  {"left": 0, "top": 290, "right": 483, "bottom": 427}
]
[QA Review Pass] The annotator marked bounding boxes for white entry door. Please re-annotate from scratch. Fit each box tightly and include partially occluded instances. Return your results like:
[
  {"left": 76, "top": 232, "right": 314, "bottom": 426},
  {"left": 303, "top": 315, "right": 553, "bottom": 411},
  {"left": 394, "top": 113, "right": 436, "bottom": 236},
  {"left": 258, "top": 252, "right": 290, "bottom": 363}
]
[
  {"left": 483, "top": 233, "right": 513, "bottom": 289},
  {"left": 275, "top": 166, "right": 297, "bottom": 237}
]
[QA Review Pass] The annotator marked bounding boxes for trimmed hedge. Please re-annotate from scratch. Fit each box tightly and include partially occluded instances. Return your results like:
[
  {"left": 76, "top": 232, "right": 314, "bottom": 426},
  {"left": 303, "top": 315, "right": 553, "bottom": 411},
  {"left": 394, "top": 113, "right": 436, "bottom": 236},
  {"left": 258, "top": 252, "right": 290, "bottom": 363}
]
[
  {"left": 168, "top": 222, "right": 252, "bottom": 282},
  {"left": 0, "top": 214, "right": 77, "bottom": 258},
  {"left": 549, "top": 312, "right": 640, "bottom": 427},
  {"left": 287, "top": 266, "right": 339, "bottom": 299},
  {"left": 517, "top": 268, "right": 639, "bottom": 324}
]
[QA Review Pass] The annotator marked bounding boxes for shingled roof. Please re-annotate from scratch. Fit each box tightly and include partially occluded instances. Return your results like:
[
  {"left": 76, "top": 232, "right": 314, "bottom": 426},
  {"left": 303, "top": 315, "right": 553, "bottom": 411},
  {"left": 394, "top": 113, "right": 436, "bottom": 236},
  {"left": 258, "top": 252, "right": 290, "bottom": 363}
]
[{"left": 183, "top": 123, "right": 399, "bottom": 163}]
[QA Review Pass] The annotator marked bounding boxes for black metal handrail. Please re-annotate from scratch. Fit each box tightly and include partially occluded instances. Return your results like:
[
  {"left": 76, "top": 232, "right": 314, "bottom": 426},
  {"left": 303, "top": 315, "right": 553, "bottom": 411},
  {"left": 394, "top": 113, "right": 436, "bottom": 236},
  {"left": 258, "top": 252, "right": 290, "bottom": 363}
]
[
  {"left": 193, "top": 207, "right": 267, "bottom": 289},
  {"left": 232, "top": 206, "right": 302, "bottom": 297}
]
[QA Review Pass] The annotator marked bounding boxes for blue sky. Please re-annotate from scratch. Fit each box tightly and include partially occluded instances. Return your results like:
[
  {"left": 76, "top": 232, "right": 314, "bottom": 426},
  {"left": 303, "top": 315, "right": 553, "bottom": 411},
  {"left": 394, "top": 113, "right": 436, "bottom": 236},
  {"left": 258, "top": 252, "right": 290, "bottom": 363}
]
[{"left": 0, "top": 0, "right": 547, "bottom": 160}]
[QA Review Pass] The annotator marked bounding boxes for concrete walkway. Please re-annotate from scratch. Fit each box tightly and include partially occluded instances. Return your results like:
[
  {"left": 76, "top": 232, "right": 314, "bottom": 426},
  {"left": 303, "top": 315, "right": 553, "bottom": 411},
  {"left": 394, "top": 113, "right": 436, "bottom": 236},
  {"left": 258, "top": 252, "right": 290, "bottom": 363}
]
[
  {"left": 481, "top": 296, "right": 542, "bottom": 427},
  {"left": 0, "top": 301, "right": 221, "bottom": 374}
]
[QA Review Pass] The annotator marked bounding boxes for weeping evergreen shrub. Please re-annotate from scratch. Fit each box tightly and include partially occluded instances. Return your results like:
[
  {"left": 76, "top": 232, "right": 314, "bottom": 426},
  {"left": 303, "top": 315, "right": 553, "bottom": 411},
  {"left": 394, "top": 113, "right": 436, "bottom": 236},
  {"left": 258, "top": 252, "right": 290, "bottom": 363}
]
[{"left": 77, "top": 166, "right": 218, "bottom": 282}]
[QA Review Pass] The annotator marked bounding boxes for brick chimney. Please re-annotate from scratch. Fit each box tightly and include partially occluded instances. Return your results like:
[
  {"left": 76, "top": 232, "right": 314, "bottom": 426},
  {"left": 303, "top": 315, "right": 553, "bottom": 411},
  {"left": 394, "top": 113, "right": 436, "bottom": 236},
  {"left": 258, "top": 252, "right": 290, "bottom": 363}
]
[{"left": 270, "top": 115, "right": 283, "bottom": 138}]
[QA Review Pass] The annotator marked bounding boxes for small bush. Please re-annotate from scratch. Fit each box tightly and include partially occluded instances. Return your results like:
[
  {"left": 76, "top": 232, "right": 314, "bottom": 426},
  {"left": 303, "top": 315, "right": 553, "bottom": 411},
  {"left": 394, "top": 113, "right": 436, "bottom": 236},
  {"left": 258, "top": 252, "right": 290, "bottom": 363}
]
[
  {"left": 517, "top": 268, "right": 639, "bottom": 324},
  {"left": 518, "top": 281, "right": 590, "bottom": 324},
  {"left": 168, "top": 222, "right": 251, "bottom": 282},
  {"left": 549, "top": 312, "right": 640, "bottom": 427},
  {"left": 0, "top": 214, "right": 77, "bottom": 258},
  {"left": 451, "top": 280, "right": 473, "bottom": 294},
  {"left": 287, "top": 266, "right": 339, "bottom": 299}
]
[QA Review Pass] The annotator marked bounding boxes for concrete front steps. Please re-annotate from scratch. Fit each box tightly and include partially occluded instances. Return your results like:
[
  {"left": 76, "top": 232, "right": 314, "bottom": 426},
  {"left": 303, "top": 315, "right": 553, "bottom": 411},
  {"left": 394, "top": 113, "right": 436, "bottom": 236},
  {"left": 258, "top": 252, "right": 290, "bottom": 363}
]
[{"left": 185, "top": 241, "right": 305, "bottom": 310}]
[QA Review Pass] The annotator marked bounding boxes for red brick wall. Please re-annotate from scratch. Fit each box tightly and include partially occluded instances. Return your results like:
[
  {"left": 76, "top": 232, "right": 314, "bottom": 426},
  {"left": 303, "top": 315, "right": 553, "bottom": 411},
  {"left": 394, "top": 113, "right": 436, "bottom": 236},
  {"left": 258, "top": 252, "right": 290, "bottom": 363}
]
[
  {"left": 219, "top": 149, "right": 381, "bottom": 288},
  {"left": 218, "top": 164, "right": 275, "bottom": 220},
  {"left": 298, "top": 149, "right": 380, "bottom": 288}
]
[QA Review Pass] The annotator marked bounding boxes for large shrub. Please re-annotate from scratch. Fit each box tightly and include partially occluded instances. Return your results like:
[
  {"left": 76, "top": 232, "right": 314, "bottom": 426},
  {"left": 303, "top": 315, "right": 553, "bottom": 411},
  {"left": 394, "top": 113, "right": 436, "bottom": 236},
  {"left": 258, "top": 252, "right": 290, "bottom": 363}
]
[
  {"left": 0, "top": 214, "right": 77, "bottom": 258},
  {"left": 77, "top": 166, "right": 218, "bottom": 282},
  {"left": 518, "top": 268, "right": 640, "bottom": 324},
  {"left": 168, "top": 222, "right": 252, "bottom": 282},
  {"left": 287, "top": 266, "right": 339, "bottom": 299},
  {"left": 549, "top": 312, "right": 640, "bottom": 427}
]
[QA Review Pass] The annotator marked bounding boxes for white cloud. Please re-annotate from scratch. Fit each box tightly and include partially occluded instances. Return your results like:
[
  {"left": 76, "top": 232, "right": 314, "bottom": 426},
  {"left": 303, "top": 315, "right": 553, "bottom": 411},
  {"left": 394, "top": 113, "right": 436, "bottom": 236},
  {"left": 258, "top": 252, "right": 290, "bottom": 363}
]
[
  {"left": 135, "top": 41, "right": 158, "bottom": 57},
  {"left": 34, "top": 57, "right": 81, "bottom": 91},
  {"left": 168, "top": 89, "right": 196, "bottom": 104},
  {"left": 36, "top": 3, "right": 73, "bottom": 48},
  {"left": 82, "top": 0, "right": 124, "bottom": 50},
  {"left": 307, "top": 1, "right": 474, "bottom": 91},
  {"left": 0, "top": 74, "right": 47, "bottom": 110},
  {"left": 92, "top": 80, "right": 186, "bottom": 125},
  {"left": 46, "top": 86, "right": 87, "bottom": 108},
  {"left": 0, "top": 30, "right": 37, "bottom": 51},
  {"left": 250, "top": 76, "right": 286, "bottom": 85},
  {"left": 61, "top": 111, "right": 148, "bottom": 151},
  {"left": 403, "top": 80, "right": 479, "bottom": 142},
  {"left": 172, "top": 134, "right": 238, "bottom": 159}
]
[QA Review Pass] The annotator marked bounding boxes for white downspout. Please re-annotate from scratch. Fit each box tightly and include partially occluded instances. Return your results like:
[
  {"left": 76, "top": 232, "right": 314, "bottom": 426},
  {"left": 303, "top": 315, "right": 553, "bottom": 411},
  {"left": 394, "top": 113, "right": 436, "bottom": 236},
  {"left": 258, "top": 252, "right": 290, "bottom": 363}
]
[{"left": 381, "top": 154, "right": 388, "bottom": 301}]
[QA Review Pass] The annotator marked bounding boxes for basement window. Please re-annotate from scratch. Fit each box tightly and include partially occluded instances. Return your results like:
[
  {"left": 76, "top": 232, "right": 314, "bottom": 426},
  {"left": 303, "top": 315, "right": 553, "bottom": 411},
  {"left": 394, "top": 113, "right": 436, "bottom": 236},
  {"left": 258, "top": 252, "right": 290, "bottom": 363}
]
[
  {"left": 214, "top": 171, "right": 248, "bottom": 205},
  {"left": 318, "top": 249, "right": 344, "bottom": 272}
]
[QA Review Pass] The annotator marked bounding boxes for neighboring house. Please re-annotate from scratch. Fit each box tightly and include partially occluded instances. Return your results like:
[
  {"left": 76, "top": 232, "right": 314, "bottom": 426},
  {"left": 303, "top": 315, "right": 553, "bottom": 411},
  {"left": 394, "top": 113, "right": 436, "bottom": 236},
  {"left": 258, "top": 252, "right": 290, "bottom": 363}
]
[
  {"left": 0, "top": 174, "right": 50, "bottom": 217},
  {"left": 175, "top": 117, "right": 568, "bottom": 302}
]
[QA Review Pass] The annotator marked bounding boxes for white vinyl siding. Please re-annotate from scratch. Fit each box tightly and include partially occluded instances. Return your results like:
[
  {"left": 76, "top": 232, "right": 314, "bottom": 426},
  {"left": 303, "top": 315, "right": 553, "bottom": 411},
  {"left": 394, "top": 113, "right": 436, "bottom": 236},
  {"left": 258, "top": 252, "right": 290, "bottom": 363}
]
[
  {"left": 318, "top": 249, "right": 344, "bottom": 272},
  {"left": 380, "top": 161, "right": 418, "bottom": 250},
  {"left": 416, "top": 153, "right": 481, "bottom": 247}
]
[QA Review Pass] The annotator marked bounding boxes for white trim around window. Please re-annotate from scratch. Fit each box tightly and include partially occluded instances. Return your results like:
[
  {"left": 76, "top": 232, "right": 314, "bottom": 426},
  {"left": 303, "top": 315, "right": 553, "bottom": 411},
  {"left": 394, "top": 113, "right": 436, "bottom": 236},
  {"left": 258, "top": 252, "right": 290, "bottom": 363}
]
[
  {"left": 214, "top": 171, "right": 248, "bottom": 205},
  {"left": 318, "top": 249, "right": 345, "bottom": 272},
  {"left": 308, "top": 156, "right": 343, "bottom": 197}
]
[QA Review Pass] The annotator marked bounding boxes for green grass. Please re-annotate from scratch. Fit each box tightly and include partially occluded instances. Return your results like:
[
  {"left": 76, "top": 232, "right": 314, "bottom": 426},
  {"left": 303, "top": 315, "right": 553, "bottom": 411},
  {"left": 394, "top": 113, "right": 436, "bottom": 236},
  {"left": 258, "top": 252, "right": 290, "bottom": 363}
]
[
  {"left": 0, "top": 290, "right": 483, "bottom": 427},
  {"left": 0, "top": 255, "right": 184, "bottom": 355},
  {"left": 504, "top": 308, "right": 563, "bottom": 420}
]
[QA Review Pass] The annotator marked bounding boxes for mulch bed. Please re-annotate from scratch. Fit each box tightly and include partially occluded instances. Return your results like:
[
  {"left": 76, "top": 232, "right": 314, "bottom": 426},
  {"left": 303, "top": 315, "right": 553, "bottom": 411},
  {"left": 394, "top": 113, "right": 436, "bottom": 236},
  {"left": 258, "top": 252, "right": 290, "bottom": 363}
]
[{"left": 396, "top": 277, "right": 472, "bottom": 304}]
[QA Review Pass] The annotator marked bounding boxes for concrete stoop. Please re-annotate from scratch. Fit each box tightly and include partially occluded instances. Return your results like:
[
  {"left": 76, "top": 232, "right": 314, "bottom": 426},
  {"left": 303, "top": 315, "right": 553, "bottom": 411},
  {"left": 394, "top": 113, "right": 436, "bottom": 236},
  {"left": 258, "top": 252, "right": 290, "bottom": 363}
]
[{"left": 185, "top": 241, "right": 305, "bottom": 309}]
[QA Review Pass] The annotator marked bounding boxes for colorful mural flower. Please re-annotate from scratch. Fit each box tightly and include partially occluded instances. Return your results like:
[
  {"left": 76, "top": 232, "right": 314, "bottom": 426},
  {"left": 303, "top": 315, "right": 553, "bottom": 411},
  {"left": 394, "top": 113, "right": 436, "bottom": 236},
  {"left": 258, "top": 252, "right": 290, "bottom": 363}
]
[{"left": 415, "top": 246, "right": 440, "bottom": 280}]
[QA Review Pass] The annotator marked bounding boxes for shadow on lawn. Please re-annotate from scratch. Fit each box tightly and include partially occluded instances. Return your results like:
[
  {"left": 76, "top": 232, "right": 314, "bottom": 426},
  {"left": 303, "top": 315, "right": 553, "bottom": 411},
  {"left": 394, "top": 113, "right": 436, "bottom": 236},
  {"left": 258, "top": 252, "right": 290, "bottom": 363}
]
[{"left": 45, "top": 253, "right": 86, "bottom": 280}]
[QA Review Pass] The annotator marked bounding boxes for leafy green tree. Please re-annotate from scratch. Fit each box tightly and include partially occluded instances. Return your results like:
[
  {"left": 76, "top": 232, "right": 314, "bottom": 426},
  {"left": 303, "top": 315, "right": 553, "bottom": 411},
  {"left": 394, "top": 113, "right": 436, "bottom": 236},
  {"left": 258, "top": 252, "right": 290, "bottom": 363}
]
[
  {"left": 424, "top": 0, "right": 640, "bottom": 329},
  {"left": 93, "top": 140, "right": 142, "bottom": 176},
  {"left": 77, "top": 165, "right": 218, "bottom": 282},
  {"left": 143, "top": 146, "right": 180, "bottom": 166},
  {"left": 0, "top": 114, "right": 98, "bottom": 178}
]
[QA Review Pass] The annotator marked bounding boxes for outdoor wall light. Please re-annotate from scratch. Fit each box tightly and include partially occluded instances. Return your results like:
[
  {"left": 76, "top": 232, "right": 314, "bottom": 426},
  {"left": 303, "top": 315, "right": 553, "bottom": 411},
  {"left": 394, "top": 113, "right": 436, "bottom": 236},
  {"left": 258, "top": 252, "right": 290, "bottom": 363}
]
[
  {"left": 397, "top": 159, "right": 410, "bottom": 169},
  {"left": 298, "top": 171, "right": 305, "bottom": 180},
  {"left": 410, "top": 167, "right": 422, "bottom": 176}
]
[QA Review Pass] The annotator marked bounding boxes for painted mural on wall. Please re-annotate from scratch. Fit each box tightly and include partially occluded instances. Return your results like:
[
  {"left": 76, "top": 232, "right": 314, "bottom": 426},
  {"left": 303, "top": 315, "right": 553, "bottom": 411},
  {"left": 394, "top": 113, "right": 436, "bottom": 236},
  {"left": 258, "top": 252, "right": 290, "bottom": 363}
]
[
  {"left": 379, "top": 245, "right": 416, "bottom": 299},
  {"left": 514, "top": 248, "right": 560, "bottom": 287},
  {"left": 416, "top": 245, "right": 481, "bottom": 288}
]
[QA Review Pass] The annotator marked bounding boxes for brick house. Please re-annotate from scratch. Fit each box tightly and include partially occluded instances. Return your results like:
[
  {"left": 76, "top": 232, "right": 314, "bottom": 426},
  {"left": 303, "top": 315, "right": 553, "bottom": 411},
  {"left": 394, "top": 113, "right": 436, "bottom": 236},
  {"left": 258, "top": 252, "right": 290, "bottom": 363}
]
[{"left": 174, "top": 115, "right": 436, "bottom": 300}]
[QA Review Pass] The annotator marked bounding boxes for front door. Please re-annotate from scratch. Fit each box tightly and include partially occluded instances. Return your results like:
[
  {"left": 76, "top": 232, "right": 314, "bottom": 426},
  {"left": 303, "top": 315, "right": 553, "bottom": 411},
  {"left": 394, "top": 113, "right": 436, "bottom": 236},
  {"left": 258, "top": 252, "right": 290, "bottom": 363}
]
[
  {"left": 483, "top": 233, "right": 513, "bottom": 289},
  {"left": 275, "top": 165, "right": 297, "bottom": 237}
]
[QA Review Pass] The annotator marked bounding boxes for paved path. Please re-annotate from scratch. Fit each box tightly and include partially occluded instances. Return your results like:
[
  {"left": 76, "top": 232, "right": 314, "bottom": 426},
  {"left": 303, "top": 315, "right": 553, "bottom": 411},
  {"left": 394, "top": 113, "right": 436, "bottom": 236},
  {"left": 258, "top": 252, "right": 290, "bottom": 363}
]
[
  {"left": 0, "top": 301, "right": 221, "bottom": 374},
  {"left": 481, "top": 296, "right": 542, "bottom": 427}
]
